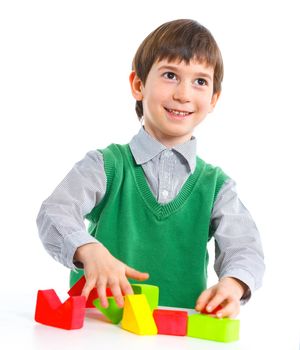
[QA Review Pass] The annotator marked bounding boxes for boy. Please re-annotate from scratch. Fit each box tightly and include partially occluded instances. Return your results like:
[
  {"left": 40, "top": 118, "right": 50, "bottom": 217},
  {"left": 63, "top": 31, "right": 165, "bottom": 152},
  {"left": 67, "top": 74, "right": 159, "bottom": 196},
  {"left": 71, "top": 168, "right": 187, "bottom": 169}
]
[{"left": 37, "top": 19, "right": 264, "bottom": 318}]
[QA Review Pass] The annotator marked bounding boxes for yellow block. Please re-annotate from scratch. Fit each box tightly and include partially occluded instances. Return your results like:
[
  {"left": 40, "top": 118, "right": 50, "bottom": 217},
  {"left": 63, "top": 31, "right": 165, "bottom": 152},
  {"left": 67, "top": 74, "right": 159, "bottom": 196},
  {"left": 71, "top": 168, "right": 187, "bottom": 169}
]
[{"left": 121, "top": 294, "right": 157, "bottom": 335}]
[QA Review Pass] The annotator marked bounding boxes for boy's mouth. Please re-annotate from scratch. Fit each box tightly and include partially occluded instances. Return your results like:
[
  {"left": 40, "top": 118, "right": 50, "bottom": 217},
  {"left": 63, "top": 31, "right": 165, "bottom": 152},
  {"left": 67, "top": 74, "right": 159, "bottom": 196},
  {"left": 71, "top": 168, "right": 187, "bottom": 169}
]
[{"left": 164, "top": 107, "right": 193, "bottom": 119}]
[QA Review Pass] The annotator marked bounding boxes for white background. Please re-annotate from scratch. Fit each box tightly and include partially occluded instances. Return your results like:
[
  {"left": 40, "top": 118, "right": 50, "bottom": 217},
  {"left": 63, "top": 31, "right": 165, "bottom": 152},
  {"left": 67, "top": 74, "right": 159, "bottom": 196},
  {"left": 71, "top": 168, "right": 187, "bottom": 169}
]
[{"left": 1, "top": 0, "right": 300, "bottom": 349}]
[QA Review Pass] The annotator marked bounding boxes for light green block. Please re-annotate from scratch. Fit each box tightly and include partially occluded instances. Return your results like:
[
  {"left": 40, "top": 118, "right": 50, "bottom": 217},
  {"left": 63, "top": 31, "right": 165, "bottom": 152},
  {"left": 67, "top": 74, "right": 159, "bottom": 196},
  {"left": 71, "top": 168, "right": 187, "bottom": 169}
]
[
  {"left": 131, "top": 284, "right": 159, "bottom": 311},
  {"left": 93, "top": 297, "right": 123, "bottom": 324},
  {"left": 187, "top": 314, "right": 240, "bottom": 342}
]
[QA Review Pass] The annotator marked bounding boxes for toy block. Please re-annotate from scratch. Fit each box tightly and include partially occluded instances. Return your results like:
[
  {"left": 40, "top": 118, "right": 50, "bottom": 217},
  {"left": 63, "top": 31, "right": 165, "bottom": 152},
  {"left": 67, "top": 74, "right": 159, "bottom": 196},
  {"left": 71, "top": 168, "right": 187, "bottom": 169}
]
[
  {"left": 131, "top": 284, "right": 159, "bottom": 311},
  {"left": 93, "top": 297, "right": 124, "bottom": 324},
  {"left": 68, "top": 276, "right": 113, "bottom": 308},
  {"left": 153, "top": 309, "right": 188, "bottom": 336},
  {"left": 35, "top": 289, "right": 86, "bottom": 330},
  {"left": 121, "top": 294, "right": 157, "bottom": 335},
  {"left": 187, "top": 314, "right": 240, "bottom": 342}
]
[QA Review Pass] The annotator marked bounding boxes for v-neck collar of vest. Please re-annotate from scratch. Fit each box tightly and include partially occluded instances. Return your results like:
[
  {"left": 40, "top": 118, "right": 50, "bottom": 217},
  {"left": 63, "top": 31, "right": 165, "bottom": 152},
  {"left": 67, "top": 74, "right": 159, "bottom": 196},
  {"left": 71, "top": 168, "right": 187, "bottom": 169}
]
[{"left": 124, "top": 144, "right": 203, "bottom": 220}]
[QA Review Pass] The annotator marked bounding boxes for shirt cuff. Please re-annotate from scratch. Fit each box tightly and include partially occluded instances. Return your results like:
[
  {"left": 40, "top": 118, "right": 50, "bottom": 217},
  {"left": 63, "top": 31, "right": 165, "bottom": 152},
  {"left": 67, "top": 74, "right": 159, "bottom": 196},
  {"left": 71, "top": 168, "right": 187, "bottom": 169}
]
[
  {"left": 61, "top": 231, "right": 100, "bottom": 270},
  {"left": 219, "top": 268, "right": 256, "bottom": 304}
]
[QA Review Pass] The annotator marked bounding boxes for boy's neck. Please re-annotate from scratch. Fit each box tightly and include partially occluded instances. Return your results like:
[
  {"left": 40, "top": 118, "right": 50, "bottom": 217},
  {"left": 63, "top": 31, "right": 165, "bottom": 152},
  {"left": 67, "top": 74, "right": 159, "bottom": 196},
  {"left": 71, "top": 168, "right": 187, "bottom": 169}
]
[{"left": 143, "top": 125, "right": 193, "bottom": 149}]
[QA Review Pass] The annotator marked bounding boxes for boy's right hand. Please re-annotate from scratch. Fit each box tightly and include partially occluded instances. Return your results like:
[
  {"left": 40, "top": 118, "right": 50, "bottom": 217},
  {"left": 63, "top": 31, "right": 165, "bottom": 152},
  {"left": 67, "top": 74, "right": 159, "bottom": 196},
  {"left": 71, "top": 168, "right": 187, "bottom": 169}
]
[{"left": 74, "top": 243, "right": 149, "bottom": 309}]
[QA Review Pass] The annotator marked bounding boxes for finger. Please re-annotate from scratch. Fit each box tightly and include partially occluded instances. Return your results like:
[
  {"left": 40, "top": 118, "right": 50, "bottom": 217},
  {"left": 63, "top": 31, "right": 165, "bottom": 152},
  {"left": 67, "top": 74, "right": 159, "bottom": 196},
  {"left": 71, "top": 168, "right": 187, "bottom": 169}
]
[
  {"left": 109, "top": 281, "right": 125, "bottom": 308},
  {"left": 120, "top": 278, "right": 134, "bottom": 296},
  {"left": 216, "top": 299, "right": 240, "bottom": 319},
  {"left": 195, "top": 288, "right": 214, "bottom": 312},
  {"left": 205, "top": 290, "right": 227, "bottom": 313},
  {"left": 96, "top": 279, "right": 109, "bottom": 308},
  {"left": 125, "top": 265, "right": 149, "bottom": 281},
  {"left": 81, "top": 277, "right": 96, "bottom": 300},
  {"left": 201, "top": 304, "right": 223, "bottom": 315}
]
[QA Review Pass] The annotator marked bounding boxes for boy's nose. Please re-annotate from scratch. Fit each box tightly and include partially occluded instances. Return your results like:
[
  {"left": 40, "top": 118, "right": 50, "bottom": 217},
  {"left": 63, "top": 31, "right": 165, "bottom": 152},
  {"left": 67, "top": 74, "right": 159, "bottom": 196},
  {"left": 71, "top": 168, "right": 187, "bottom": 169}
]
[{"left": 173, "top": 82, "right": 191, "bottom": 103}]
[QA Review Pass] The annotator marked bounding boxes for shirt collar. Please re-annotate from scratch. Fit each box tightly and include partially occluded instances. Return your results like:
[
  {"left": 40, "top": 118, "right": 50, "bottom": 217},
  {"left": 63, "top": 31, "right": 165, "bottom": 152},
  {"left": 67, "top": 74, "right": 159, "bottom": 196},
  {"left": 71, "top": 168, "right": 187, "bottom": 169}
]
[{"left": 129, "top": 127, "right": 197, "bottom": 173}]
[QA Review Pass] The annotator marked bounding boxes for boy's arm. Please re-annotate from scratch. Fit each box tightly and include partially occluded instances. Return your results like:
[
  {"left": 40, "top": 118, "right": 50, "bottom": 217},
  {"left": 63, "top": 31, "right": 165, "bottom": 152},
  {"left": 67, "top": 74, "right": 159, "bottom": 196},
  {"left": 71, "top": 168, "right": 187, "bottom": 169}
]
[
  {"left": 36, "top": 150, "right": 106, "bottom": 269},
  {"left": 196, "top": 178, "right": 265, "bottom": 317},
  {"left": 211, "top": 178, "right": 265, "bottom": 301},
  {"left": 36, "top": 149, "right": 149, "bottom": 307}
]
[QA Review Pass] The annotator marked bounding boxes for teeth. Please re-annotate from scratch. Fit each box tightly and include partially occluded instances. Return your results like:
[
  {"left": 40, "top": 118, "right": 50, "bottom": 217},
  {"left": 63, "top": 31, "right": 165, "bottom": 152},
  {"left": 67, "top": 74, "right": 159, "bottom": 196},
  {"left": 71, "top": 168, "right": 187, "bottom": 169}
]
[{"left": 168, "top": 108, "right": 191, "bottom": 116}]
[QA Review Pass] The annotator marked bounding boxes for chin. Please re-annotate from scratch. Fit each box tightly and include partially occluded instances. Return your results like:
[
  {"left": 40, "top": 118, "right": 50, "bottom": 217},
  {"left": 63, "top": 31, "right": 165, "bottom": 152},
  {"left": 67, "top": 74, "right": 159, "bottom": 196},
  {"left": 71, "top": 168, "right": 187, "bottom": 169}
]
[{"left": 164, "top": 126, "right": 192, "bottom": 137}]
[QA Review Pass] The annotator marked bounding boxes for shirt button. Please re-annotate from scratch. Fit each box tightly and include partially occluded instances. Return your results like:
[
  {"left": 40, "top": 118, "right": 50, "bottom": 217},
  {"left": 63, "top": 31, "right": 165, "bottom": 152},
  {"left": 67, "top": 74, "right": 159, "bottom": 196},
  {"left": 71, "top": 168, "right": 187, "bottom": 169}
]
[{"left": 162, "top": 189, "right": 169, "bottom": 198}]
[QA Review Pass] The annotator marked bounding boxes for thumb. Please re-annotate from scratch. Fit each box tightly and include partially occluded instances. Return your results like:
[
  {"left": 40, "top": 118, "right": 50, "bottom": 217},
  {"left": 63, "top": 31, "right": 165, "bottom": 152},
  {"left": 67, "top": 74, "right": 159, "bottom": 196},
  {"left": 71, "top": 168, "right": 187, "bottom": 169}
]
[{"left": 125, "top": 265, "right": 149, "bottom": 281}]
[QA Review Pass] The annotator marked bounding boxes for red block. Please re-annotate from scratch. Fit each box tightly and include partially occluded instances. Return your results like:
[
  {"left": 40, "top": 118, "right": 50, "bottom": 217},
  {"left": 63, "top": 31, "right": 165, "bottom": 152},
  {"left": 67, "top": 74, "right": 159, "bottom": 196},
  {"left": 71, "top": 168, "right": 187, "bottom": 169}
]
[
  {"left": 153, "top": 309, "right": 188, "bottom": 336},
  {"left": 35, "top": 289, "right": 86, "bottom": 330},
  {"left": 68, "top": 276, "right": 113, "bottom": 308}
]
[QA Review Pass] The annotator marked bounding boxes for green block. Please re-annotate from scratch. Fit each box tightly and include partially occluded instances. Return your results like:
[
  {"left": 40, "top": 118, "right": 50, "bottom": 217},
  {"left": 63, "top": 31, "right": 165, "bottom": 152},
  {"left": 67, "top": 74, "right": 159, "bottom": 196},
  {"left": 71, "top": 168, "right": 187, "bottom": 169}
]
[
  {"left": 131, "top": 284, "right": 159, "bottom": 311},
  {"left": 93, "top": 297, "right": 123, "bottom": 324},
  {"left": 187, "top": 314, "right": 240, "bottom": 342}
]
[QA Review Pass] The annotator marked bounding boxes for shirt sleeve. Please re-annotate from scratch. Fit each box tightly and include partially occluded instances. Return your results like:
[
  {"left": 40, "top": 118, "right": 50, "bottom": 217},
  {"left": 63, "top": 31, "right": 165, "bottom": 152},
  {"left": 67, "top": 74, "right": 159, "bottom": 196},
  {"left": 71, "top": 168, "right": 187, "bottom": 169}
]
[
  {"left": 36, "top": 150, "right": 106, "bottom": 270},
  {"left": 211, "top": 178, "right": 265, "bottom": 303}
]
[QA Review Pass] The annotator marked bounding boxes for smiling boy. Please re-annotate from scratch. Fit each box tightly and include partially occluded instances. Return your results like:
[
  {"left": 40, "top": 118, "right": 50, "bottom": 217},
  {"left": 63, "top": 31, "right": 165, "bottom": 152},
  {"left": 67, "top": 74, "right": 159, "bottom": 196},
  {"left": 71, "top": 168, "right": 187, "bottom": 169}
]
[
  {"left": 37, "top": 19, "right": 264, "bottom": 318},
  {"left": 130, "top": 59, "right": 218, "bottom": 147}
]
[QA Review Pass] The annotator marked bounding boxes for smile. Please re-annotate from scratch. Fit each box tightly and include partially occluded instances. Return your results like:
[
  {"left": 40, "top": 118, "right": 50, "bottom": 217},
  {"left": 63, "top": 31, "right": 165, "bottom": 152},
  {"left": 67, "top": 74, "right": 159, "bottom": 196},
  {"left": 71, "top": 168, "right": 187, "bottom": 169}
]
[{"left": 164, "top": 107, "right": 193, "bottom": 119}]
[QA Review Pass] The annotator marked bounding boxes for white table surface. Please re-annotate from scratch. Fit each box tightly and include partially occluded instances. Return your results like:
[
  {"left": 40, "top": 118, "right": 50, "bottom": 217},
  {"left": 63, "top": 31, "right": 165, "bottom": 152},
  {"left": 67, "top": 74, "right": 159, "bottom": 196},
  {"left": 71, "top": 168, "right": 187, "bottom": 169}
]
[{"left": 0, "top": 290, "right": 299, "bottom": 350}]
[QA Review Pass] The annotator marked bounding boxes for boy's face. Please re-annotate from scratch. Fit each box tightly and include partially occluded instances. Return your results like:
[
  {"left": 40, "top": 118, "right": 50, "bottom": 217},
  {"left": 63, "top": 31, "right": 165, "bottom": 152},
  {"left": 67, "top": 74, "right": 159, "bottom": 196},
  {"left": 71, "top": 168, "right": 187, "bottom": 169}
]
[{"left": 130, "top": 58, "right": 220, "bottom": 147}]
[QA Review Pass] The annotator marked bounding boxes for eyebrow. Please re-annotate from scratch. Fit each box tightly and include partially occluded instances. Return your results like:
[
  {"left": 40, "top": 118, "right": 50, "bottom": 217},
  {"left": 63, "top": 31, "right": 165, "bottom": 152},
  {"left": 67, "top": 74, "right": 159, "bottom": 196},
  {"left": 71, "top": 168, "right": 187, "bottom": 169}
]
[{"left": 158, "top": 65, "right": 213, "bottom": 80}]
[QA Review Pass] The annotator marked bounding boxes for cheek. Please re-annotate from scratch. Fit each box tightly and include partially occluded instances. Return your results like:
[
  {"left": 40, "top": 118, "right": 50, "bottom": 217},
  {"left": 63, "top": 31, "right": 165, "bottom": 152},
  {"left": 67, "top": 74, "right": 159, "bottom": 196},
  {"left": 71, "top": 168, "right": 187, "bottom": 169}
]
[
  {"left": 197, "top": 95, "right": 214, "bottom": 111},
  {"left": 145, "top": 91, "right": 165, "bottom": 111}
]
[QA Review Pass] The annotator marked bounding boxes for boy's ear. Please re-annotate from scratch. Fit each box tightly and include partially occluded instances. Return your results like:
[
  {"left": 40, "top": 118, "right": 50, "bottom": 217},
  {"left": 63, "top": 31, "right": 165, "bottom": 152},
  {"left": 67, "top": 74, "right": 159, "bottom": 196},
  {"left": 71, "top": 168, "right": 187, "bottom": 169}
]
[
  {"left": 129, "top": 71, "right": 143, "bottom": 101},
  {"left": 209, "top": 91, "right": 221, "bottom": 113}
]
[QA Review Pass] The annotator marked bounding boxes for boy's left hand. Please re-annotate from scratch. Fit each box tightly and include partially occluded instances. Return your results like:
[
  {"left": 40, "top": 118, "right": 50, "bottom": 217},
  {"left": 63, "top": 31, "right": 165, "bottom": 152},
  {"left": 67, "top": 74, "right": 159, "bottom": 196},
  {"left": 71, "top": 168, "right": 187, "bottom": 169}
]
[{"left": 195, "top": 277, "right": 247, "bottom": 318}]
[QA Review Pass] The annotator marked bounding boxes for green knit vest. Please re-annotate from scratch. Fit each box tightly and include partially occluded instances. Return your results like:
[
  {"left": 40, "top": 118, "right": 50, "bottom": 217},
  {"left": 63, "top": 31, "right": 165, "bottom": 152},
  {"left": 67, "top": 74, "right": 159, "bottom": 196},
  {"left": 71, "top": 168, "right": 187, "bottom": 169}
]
[{"left": 70, "top": 143, "right": 228, "bottom": 308}]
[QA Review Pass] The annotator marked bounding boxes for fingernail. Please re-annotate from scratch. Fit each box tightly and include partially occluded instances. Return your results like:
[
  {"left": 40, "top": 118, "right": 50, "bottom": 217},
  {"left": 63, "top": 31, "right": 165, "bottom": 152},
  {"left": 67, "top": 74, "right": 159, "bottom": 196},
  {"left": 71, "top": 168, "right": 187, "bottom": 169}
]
[
  {"left": 207, "top": 305, "right": 212, "bottom": 312},
  {"left": 217, "top": 312, "right": 222, "bottom": 318}
]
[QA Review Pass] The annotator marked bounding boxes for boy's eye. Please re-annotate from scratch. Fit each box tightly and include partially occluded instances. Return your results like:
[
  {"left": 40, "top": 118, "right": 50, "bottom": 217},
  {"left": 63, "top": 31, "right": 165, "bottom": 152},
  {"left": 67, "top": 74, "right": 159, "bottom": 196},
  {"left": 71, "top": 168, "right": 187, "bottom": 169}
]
[
  {"left": 195, "top": 78, "right": 207, "bottom": 86},
  {"left": 163, "top": 72, "right": 176, "bottom": 80}
]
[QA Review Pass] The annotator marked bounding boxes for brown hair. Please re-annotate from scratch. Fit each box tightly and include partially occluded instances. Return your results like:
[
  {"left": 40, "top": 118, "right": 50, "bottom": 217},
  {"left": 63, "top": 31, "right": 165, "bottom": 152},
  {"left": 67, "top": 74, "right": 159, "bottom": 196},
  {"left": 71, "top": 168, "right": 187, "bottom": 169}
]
[{"left": 132, "top": 19, "right": 224, "bottom": 119}]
